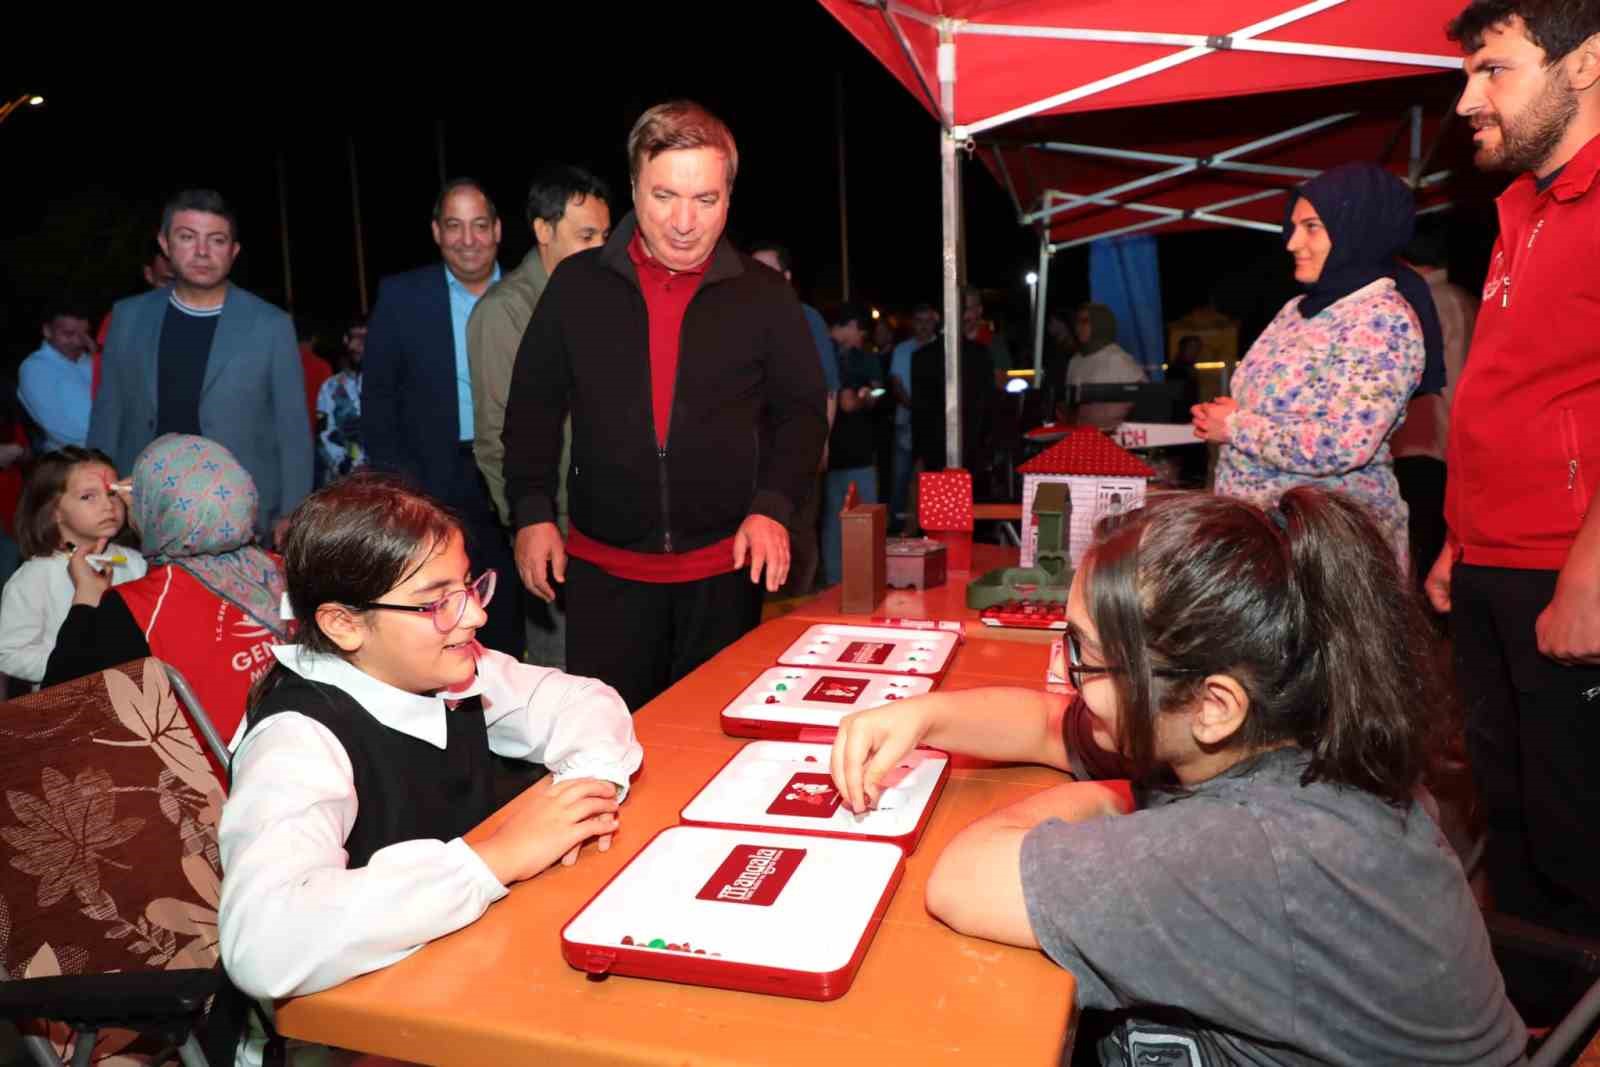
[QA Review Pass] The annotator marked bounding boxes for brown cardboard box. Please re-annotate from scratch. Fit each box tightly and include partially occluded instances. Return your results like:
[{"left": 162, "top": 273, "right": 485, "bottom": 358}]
[{"left": 840, "top": 497, "right": 887, "bottom": 614}]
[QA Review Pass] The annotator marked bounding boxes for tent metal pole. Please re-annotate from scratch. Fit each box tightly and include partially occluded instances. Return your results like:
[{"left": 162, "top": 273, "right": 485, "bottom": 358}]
[
  {"left": 276, "top": 153, "right": 294, "bottom": 314},
  {"left": 1050, "top": 187, "right": 1292, "bottom": 251},
  {"left": 1209, "top": 160, "right": 1321, "bottom": 179},
  {"left": 939, "top": 25, "right": 963, "bottom": 470},
  {"left": 1035, "top": 183, "right": 1296, "bottom": 226},
  {"left": 1206, "top": 188, "right": 1297, "bottom": 211},
  {"left": 1023, "top": 162, "right": 1195, "bottom": 224},
  {"left": 1409, "top": 104, "right": 1424, "bottom": 183},
  {"left": 1034, "top": 112, "right": 1354, "bottom": 169},
  {"left": 1230, "top": 38, "right": 1462, "bottom": 68},
  {"left": 1039, "top": 187, "right": 1191, "bottom": 218},
  {"left": 1023, "top": 111, "right": 1354, "bottom": 226},
  {"left": 959, "top": 18, "right": 1462, "bottom": 73},
  {"left": 990, "top": 146, "right": 1027, "bottom": 222},
  {"left": 959, "top": 0, "right": 1348, "bottom": 135},
  {"left": 882, "top": 0, "right": 937, "bottom": 29},
  {"left": 1032, "top": 231, "right": 1051, "bottom": 378},
  {"left": 1055, "top": 216, "right": 1175, "bottom": 250},
  {"left": 881, "top": 3, "right": 946, "bottom": 124},
  {"left": 1415, "top": 87, "right": 1464, "bottom": 183},
  {"left": 1191, "top": 212, "right": 1285, "bottom": 232}
]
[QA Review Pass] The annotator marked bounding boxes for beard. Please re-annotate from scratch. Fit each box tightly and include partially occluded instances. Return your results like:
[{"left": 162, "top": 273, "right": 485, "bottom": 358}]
[{"left": 1475, "top": 67, "right": 1579, "bottom": 173}]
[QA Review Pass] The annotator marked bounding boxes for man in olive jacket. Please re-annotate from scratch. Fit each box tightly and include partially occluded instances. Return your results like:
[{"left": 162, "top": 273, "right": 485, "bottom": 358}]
[
  {"left": 468, "top": 165, "right": 611, "bottom": 669},
  {"left": 503, "top": 101, "right": 827, "bottom": 712}
]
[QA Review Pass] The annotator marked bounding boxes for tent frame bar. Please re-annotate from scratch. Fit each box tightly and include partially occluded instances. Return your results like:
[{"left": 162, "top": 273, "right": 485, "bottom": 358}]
[
  {"left": 1018, "top": 111, "right": 1355, "bottom": 227},
  {"left": 871, "top": 0, "right": 1468, "bottom": 138},
  {"left": 860, "top": 0, "right": 1463, "bottom": 463},
  {"left": 879, "top": 3, "right": 947, "bottom": 124}
]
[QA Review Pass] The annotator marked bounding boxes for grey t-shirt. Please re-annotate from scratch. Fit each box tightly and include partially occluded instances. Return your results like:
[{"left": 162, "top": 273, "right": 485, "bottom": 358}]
[{"left": 1020, "top": 743, "right": 1526, "bottom": 1066}]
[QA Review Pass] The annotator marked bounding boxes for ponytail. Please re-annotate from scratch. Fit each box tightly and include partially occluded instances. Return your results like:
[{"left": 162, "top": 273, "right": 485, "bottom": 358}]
[
  {"left": 1275, "top": 489, "right": 1439, "bottom": 803},
  {"left": 1083, "top": 488, "right": 1446, "bottom": 803}
]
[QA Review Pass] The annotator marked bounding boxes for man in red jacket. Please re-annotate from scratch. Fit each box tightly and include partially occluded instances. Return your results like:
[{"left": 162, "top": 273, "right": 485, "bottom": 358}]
[{"left": 1428, "top": 0, "right": 1600, "bottom": 938}]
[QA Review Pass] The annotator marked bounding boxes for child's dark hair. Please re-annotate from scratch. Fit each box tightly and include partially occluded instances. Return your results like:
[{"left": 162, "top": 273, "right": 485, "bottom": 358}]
[
  {"left": 15, "top": 447, "right": 121, "bottom": 558},
  {"left": 247, "top": 473, "right": 462, "bottom": 710},
  {"left": 1082, "top": 488, "right": 1445, "bottom": 805}
]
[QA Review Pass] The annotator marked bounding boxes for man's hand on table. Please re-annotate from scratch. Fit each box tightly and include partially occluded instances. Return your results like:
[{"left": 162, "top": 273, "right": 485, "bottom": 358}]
[
  {"left": 470, "top": 776, "right": 619, "bottom": 883},
  {"left": 733, "top": 513, "right": 789, "bottom": 592},
  {"left": 515, "top": 522, "right": 567, "bottom": 603}
]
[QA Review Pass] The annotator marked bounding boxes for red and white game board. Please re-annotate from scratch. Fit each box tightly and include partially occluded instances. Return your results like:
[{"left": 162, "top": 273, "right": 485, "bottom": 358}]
[
  {"left": 774, "top": 623, "right": 961, "bottom": 677},
  {"left": 562, "top": 826, "right": 904, "bottom": 1000},
  {"left": 720, "top": 667, "right": 935, "bottom": 740},
  {"left": 680, "top": 741, "right": 950, "bottom": 853}
]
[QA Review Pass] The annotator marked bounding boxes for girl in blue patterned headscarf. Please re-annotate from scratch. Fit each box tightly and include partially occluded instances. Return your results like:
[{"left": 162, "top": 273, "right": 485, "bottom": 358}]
[{"left": 130, "top": 434, "right": 289, "bottom": 639}]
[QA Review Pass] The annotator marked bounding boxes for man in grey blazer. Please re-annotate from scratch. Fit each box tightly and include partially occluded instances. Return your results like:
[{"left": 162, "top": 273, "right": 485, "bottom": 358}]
[{"left": 89, "top": 189, "right": 311, "bottom": 540}]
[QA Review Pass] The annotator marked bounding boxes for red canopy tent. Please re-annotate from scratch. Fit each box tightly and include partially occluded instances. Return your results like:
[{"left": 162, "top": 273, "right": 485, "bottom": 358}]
[{"left": 817, "top": 0, "right": 1469, "bottom": 464}]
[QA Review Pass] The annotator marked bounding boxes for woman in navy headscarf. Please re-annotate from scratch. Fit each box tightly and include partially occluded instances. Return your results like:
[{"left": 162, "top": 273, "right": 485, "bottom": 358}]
[{"left": 1192, "top": 162, "right": 1441, "bottom": 570}]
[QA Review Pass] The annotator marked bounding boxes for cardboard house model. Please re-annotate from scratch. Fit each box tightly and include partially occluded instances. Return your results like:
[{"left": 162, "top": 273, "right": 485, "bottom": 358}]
[{"left": 1018, "top": 428, "right": 1155, "bottom": 568}]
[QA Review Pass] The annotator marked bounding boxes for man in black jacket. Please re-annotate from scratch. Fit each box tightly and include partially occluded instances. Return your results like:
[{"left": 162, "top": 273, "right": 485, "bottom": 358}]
[{"left": 503, "top": 101, "right": 827, "bottom": 711}]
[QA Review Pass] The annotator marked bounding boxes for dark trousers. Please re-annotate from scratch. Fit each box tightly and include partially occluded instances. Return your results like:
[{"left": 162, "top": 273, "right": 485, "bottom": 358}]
[
  {"left": 565, "top": 557, "right": 762, "bottom": 713},
  {"left": 1394, "top": 455, "right": 1447, "bottom": 587},
  {"left": 1453, "top": 564, "right": 1600, "bottom": 935},
  {"left": 438, "top": 447, "right": 524, "bottom": 661}
]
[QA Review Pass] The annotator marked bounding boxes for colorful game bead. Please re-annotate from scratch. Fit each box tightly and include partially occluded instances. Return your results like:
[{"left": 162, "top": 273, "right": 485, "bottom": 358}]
[
  {"left": 765, "top": 696, "right": 779, "bottom": 704},
  {"left": 648, "top": 938, "right": 667, "bottom": 949},
  {"left": 621, "top": 936, "right": 634, "bottom": 945},
  {"left": 775, "top": 683, "right": 788, "bottom": 691}
]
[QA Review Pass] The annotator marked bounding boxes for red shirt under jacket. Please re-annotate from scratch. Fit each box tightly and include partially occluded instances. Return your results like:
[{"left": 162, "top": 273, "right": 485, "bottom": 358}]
[{"left": 566, "top": 234, "right": 736, "bottom": 583}]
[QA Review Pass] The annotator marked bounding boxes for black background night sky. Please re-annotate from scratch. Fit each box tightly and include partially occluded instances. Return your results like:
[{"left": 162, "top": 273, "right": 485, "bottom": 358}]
[{"left": 0, "top": 6, "right": 1502, "bottom": 365}]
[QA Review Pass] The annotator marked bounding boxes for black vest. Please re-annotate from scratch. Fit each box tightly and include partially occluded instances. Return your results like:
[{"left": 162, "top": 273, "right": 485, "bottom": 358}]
[{"left": 244, "top": 671, "right": 498, "bottom": 867}]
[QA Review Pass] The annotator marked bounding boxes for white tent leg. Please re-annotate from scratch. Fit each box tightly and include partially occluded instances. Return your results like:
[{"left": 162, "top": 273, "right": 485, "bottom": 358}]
[
  {"left": 1032, "top": 232, "right": 1050, "bottom": 378},
  {"left": 940, "top": 30, "right": 963, "bottom": 471}
]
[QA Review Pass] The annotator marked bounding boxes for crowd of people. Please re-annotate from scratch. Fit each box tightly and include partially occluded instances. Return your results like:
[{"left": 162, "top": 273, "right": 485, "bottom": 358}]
[{"left": 0, "top": 1, "right": 1598, "bottom": 1062}]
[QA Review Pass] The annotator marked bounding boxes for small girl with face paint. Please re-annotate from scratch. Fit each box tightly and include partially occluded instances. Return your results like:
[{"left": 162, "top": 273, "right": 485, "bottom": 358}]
[
  {"left": 830, "top": 488, "right": 1525, "bottom": 1066},
  {"left": 217, "top": 472, "right": 641, "bottom": 1065},
  {"left": 0, "top": 447, "right": 146, "bottom": 684}
]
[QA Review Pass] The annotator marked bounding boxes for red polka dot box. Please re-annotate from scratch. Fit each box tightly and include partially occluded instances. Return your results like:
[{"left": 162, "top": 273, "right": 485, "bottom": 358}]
[{"left": 916, "top": 469, "right": 973, "bottom": 532}]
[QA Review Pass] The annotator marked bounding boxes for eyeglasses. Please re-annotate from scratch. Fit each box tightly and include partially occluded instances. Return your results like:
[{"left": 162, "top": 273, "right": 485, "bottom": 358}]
[
  {"left": 1065, "top": 624, "right": 1119, "bottom": 690},
  {"left": 1065, "top": 623, "right": 1203, "bottom": 691},
  {"left": 359, "top": 570, "right": 497, "bottom": 634}
]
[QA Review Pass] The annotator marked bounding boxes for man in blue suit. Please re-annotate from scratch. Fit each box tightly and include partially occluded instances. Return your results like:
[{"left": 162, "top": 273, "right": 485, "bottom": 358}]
[
  {"left": 90, "top": 189, "right": 311, "bottom": 541},
  {"left": 361, "top": 179, "right": 523, "bottom": 659}
]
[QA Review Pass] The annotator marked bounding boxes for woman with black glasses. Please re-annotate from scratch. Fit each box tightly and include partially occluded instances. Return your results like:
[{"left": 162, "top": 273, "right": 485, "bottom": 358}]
[{"left": 829, "top": 488, "right": 1524, "bottom": 1066}]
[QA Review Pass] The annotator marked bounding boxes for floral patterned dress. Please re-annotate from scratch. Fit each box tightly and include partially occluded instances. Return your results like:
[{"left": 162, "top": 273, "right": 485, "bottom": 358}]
[{"left": 1215, "top": 278, "right": 1424, "bottom": 566}]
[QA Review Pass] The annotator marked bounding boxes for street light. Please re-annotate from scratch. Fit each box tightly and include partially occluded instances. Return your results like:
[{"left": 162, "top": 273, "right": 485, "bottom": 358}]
[{"left": 0, "top": 93, "right": 45, "bottom": 126}]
